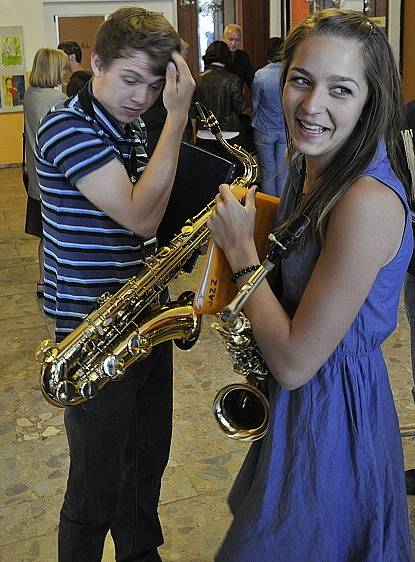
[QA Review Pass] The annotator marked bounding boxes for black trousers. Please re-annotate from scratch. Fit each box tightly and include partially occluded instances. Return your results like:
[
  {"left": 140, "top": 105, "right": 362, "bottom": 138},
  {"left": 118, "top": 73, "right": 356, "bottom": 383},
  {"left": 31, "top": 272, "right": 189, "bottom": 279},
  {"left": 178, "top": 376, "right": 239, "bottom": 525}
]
[{"left": 58, "top": 342, "right": 173, "bottom": 562}]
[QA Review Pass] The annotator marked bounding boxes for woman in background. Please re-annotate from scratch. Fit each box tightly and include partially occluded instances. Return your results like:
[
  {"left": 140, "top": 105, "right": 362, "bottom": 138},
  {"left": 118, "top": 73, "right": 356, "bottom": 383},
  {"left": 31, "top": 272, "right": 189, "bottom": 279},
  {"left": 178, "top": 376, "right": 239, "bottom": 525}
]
[
  {"left": 209, "top": 9, "right": 413, "bottom": 561},
  {"left": 23, "top": 47, "right": 68, "bottom": 297},
  {"left": 251, "top": 37, "right": 287, "bottom": 197}
]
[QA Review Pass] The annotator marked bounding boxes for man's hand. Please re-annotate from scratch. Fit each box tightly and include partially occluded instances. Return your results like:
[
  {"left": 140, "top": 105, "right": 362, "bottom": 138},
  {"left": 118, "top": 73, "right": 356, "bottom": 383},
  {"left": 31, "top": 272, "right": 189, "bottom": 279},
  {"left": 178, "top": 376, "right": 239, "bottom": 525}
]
[{"left": 163, "top": 51, "right": 195, "bottom": 123}]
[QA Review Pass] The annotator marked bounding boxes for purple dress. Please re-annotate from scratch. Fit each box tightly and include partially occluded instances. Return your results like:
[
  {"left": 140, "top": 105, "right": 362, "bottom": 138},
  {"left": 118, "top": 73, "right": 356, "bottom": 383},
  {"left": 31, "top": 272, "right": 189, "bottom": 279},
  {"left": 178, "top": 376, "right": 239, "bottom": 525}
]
[{"left": 215, "top": 143, "right": 413, "bottom": 562}]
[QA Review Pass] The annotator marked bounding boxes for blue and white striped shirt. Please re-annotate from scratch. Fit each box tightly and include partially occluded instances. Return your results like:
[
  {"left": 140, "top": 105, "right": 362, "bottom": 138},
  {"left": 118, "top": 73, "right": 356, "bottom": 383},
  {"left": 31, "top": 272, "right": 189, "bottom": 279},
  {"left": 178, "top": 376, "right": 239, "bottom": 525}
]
[{"left": 36, "top": 90, "right": 154, "bottom": 340}]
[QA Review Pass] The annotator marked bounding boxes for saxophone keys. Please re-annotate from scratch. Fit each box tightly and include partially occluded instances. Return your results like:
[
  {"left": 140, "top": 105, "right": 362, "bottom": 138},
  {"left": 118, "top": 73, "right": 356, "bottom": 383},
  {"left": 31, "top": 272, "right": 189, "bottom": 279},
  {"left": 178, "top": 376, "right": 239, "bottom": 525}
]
[
  {"left": 96, "top": 292, "right": 111, "bottom": 305},
  {"left": 35, "top": 339, "right": 60, "bottom": 365},
  {"left": 55, "top": 380, "right": 78, "bottom": 406},
  {"left": 80, "top": 380, "right": 99, "bottom": 400},
  {"left": 127, "top": 334, "right": 150, "bottom": 357},
  {"left": 181, "top": 225, "right": 194, "bottom": 236},
  {"left": 157, "top": 246, "right": 171, "bottom": 257},
  {"left": 103, "top": 355, "right": 126, "bottom": 378}
]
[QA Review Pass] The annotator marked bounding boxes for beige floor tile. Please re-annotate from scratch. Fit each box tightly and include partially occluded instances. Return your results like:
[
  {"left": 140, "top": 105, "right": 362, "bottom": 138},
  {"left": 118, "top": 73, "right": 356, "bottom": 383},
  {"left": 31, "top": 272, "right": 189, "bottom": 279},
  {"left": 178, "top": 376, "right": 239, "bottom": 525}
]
[
  {"left": 0, "top": 533, "right": 58, "bottom": 562},
  {"left": 0, "top": 501, "right": 36, "bottom": 547}
]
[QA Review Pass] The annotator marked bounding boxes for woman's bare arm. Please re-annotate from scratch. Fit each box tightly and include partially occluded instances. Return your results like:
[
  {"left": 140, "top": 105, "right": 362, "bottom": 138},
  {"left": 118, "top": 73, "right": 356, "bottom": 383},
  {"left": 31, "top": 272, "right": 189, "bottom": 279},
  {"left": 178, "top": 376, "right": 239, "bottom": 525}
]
[{"left": 208, "top": 177, "right": 405, "bottom": 389}]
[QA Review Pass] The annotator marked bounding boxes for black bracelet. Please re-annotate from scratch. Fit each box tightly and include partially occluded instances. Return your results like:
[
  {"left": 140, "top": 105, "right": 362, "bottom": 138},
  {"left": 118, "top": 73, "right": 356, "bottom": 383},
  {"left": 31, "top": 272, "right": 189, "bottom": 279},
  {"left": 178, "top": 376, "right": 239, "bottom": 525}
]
[{"left": 231, "top": 265, "right": 260, "bottom": 283}]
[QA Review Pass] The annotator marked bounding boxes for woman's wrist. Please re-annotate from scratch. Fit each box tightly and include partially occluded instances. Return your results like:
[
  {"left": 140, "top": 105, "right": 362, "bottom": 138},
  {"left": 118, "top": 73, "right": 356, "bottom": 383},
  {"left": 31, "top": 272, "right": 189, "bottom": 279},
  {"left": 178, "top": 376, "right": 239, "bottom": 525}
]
[
  {"left": 226, "top": 242, "right": 259, "bottom": 274},
  {"left": 231, "top": 264, "right": 260, "bottom": 283}
]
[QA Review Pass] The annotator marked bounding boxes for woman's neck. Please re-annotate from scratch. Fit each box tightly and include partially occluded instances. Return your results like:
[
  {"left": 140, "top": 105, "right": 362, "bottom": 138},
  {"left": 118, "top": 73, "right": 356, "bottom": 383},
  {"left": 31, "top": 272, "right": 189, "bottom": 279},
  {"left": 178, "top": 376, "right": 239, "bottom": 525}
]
[{"left": 303, "top": 157, "right": 326, "bottom": 193}]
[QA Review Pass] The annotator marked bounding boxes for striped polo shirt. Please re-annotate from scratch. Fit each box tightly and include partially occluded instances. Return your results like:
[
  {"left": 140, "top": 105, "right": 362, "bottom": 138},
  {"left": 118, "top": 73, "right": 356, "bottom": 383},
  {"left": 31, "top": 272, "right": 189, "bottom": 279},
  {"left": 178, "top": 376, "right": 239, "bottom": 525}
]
[{"left": 36, "top": 89, "right": 155, "bottom": 340}]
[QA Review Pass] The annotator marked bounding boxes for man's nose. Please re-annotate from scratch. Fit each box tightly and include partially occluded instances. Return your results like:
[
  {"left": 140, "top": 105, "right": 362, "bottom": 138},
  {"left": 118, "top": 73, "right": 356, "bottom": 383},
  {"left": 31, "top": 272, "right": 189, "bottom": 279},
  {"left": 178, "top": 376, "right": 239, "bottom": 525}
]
[{"left": 130, "top": 84, "right": 152, "bottom": 105}]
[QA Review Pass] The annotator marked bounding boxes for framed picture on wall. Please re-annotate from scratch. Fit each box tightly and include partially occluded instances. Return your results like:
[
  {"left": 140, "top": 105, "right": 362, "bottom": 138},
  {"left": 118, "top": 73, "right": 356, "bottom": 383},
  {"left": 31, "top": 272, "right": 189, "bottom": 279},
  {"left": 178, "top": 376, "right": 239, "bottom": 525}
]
[{"left": 0, "top": 26, "right": 25, "bottom": 112}]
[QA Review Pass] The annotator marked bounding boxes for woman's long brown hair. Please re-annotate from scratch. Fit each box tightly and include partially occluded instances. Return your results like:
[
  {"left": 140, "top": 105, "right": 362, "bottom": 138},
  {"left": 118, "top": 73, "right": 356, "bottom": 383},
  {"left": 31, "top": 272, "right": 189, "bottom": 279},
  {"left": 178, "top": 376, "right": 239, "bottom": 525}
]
[{"left": 277, "top": 9, "right": 411, "bottom": 244}]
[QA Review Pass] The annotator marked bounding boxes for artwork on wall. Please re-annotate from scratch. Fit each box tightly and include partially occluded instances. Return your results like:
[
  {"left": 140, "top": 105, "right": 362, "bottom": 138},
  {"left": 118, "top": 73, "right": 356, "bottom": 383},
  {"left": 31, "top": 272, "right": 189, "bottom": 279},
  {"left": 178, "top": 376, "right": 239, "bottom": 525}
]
[{"left": 0, "top": 26, "right": 25, "bottom": 112}]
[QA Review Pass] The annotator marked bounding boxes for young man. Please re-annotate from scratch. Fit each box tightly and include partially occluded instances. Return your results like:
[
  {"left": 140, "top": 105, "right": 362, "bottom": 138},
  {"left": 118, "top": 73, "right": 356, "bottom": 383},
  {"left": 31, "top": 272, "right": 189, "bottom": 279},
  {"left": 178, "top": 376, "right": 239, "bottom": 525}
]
[
  {"left": 57, "top": 40, "right": 92, "bottom": 96},
  {"left": 37, "top": 7, "right": 195, "bottom": 562},
  {"left": 223, "top": 23, "right": 254, "bottom": 89}
]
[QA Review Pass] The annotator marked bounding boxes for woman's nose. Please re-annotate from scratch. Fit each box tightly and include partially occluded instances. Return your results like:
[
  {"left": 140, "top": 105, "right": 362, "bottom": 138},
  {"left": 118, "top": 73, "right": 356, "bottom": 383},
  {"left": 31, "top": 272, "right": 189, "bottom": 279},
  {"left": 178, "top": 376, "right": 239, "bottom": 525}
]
[{"left": 301, "top": 88, "right": 325, "bottom": 115}]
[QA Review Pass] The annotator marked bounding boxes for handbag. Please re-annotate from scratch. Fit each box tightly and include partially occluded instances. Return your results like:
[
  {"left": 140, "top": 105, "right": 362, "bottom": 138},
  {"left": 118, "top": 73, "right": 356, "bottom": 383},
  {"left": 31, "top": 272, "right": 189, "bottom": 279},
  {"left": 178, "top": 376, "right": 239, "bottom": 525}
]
[{"left": 22, "top": 131, "right": 29, "bottom": 191}]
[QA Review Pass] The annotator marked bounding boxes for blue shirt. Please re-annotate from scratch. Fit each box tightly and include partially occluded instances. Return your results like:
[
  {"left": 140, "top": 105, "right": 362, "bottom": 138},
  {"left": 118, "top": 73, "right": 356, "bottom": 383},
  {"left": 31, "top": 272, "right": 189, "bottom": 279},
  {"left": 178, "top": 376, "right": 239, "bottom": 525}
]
[
  {"left": 36, "top": 89, "right": 153, "bottom": 340},
  {"left": 251, "top": 62, "right": 285, "bottom": 133}
]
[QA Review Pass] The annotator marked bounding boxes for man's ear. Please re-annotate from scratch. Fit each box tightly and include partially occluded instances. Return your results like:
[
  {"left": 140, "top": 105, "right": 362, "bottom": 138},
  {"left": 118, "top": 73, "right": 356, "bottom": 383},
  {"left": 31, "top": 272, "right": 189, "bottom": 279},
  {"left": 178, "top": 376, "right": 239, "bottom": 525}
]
[{"left": 91, "top": 53, "right": 104, "bottom": 77}]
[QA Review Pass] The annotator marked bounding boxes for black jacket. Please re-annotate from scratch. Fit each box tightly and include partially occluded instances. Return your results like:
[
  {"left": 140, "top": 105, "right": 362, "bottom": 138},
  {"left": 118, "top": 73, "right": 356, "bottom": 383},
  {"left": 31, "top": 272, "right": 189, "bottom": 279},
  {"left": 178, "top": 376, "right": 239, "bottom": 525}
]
[
  {"left": 227, "top": 49, "right": 254, "bottom": 88},
  {"left": 193, "top": 64, "right": 246, "bottom": 132},
  {"left": 406, "top": 100, "right": 415, "bottom": 129}
]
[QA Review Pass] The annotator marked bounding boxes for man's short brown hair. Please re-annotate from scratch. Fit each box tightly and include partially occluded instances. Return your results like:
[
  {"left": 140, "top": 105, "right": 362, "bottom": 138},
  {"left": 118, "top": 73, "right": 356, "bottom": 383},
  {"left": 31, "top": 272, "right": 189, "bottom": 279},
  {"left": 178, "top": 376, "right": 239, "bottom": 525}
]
[{"left": 94, "top": 7, "right": 181, "bottom": 75}]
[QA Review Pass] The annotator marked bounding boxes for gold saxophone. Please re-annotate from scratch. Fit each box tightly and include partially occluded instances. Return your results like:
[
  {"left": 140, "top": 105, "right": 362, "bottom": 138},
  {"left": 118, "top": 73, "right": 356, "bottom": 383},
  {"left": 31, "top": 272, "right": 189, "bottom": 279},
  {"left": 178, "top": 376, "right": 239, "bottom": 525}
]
[
  {"left": 211, "top": 216, "right": 310, "bottom": 442},
  {"left": 36, "top": 105, "right": 257, "bottom": 408}
]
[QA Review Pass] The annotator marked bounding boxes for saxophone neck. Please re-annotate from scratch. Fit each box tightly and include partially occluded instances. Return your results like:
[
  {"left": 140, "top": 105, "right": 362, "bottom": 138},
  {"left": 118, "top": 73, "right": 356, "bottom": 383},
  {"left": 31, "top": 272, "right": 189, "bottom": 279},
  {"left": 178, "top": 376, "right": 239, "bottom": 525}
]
[{"left": 194, "top": 101, "right": 258, "bottom": 185}]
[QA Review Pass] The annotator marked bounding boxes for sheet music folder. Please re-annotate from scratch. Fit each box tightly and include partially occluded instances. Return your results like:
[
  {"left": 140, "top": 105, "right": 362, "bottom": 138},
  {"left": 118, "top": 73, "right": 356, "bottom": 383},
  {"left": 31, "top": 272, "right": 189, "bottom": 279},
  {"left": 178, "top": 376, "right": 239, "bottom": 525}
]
[{"left": 157, "top": 141, "right": 236, "bottom": 246}]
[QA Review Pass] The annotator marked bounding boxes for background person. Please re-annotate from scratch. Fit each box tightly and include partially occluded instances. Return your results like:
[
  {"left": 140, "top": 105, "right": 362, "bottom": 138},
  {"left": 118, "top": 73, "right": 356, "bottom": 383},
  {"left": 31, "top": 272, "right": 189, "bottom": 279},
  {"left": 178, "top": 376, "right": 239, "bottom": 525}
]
[
  {"left": 251, "top": 36, "right": 287, "bottom": 197},
  {"left": 208, "top": 9, "right": 412, "bottom": 561},
  {"left": 36, "top": 7, "right": 195, "bottom": 562},
  {"left": 223, "top": 23, "right": 253, "bottom": 89},
  {"left": 23, "top": 47, "right": 68, "bottom": 297},
  {"left": 192, "top": 40, "right": 246, "bottom": 173},
  {"left": 57, "top": 39, "right": 92, "bottom": 96},
  {"left": 223, "top": 24, "right": 254, "bottom": 152}
]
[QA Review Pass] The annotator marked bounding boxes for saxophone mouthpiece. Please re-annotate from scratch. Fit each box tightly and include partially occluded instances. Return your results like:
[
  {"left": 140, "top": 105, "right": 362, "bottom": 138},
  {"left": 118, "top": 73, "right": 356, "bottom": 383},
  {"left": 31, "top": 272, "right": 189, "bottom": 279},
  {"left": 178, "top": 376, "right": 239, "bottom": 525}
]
[{"left": 195, "top": 102, "right": 222, "bottom": 136}]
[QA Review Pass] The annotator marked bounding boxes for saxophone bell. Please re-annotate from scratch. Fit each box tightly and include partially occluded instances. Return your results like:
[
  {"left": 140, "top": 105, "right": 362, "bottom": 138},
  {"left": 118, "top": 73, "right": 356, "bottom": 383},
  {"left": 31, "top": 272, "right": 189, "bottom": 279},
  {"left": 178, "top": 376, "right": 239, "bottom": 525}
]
[{"left": 213, "top": 380, "right": 269, "bottom": 442}]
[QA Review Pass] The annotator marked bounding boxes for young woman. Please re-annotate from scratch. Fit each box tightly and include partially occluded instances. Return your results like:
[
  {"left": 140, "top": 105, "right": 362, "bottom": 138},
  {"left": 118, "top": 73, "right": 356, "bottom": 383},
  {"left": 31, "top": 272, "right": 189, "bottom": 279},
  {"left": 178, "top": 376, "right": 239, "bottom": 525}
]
[
  {"left": 208, "top": 9, "right": 413, "bottom": 561},
  {"left": 23, "top": 48, "right": 68, "bottom": 297}
]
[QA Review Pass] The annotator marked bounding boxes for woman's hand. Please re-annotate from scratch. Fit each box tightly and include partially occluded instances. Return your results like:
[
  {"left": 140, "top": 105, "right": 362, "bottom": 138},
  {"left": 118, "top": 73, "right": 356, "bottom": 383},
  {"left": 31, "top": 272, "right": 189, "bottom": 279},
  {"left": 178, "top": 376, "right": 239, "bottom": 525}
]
[{"left": 207, "top": 184, "right": 258, "bottom": 270}]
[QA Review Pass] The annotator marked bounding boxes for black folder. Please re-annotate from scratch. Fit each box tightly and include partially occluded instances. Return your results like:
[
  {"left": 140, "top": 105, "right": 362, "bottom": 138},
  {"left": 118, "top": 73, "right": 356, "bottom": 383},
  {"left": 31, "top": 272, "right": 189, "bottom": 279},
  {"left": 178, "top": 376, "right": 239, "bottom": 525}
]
[{"left": 157, "top": 141, "right": 236, "bottom": 246}]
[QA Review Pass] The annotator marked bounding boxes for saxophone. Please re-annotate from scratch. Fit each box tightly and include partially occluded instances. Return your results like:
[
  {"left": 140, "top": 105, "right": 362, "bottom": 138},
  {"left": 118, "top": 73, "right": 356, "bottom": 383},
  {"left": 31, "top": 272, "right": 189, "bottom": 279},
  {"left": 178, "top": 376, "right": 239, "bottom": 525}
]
[
  {"left": 36, "top": 106, "right": 257, "bottom": 408},
  {"left": 212, "top": 216, "right": 310, "bottom": 441}
]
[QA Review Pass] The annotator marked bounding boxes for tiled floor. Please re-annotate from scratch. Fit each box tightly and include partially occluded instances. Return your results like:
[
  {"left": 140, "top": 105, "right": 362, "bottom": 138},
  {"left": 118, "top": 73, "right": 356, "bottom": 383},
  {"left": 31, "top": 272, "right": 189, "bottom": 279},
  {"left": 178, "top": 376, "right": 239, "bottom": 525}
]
[{"left": 0, "top": 165, "right": 414, "bottom": 562}]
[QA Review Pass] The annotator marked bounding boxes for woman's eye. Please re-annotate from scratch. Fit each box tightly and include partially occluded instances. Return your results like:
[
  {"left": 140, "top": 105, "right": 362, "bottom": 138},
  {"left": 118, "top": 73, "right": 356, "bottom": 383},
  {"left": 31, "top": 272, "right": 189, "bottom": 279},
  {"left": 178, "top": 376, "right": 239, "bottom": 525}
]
[
  {"left": 123, "top": 78, "right": 137, "bottom": 85},
  {"left": 332, "top": 86, "right": 352, "bottom": 96},
  {"left": 290, "top": 76, "right": 309, "bottom": 87}
]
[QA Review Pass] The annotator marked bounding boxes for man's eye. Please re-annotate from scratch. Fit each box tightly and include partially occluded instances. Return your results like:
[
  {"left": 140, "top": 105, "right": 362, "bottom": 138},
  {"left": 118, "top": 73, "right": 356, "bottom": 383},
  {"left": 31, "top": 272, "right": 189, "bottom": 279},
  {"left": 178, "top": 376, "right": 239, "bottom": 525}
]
[{"left": 123, "top": 78, "right": 137, "bottom": 85}]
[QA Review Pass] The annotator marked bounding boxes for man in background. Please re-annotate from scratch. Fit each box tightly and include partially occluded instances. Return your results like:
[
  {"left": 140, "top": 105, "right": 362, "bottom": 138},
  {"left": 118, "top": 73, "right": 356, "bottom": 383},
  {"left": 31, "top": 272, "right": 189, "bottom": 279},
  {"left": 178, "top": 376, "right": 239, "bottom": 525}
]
[
  {"left": 223, "top": 23, "right": 253, "bottom": 89},
  {"left": 223, "top": 24, "right": 254, "bottom": 152},
  {"left": 57, "top": 39, "right": 92, "bottom": 96}
]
